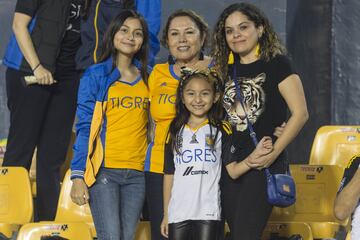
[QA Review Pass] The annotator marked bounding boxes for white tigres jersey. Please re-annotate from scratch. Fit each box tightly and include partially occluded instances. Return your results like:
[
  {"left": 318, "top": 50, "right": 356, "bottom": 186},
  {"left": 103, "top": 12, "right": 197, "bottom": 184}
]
[{"left": 164, "top": 122, "right": 233, "bottom": 224}]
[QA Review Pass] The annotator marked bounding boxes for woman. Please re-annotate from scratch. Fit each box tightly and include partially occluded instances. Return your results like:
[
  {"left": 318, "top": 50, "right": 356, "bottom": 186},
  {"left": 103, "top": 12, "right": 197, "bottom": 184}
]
[
  {"left": 145, "top": 9, "right": 212, "bottom": 240},
  {"left": 2, "top": 0, "right": 82, "bottom": 221},
  {"left": 213, "top": 3, "right": 309, "bottom": 239},
  {"left": 70, "top": 10, "right": 149, "bottom": 240}
]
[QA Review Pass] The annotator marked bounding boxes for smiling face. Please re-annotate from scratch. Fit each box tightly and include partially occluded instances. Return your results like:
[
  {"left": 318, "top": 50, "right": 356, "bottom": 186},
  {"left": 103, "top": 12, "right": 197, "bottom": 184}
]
[
  {"left": 113, "top": 17, "right": 144, "bottom": 57},
  {"left": 182, "top": 77, "right": 219, "bottom": 121},
  {"left": 225, "top": 11, "right": 263, "bottom": 60},
  {"left": 167, "top": 16, "right": 205, "bottom": 64}
]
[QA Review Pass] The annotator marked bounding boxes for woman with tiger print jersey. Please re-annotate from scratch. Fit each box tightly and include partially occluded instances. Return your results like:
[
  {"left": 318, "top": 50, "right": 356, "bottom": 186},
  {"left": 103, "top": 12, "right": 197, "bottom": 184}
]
[{"left": 213, "top": 3, "right": 309, "bottom": 239}]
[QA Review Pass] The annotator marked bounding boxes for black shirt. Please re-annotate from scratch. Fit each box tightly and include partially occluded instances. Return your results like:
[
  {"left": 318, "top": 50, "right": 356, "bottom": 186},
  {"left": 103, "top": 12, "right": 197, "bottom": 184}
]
[
  {"left": 223, "top": 55, "right": 296, "bottom": 173},
  {"left": 56, "top": 0, "right": 82, "bottom": 78}
]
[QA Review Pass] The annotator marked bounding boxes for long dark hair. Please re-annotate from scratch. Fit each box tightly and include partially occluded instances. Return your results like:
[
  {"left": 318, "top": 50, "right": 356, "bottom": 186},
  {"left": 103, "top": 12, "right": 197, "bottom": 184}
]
[
  {"left": 168, "top": 68, "right": 224, "bottom": 154},
  {"left": 98, "top": 10, "right": 149, "bottom": 83},
  {"left": 212, "top": 3, "right": 286, "bottom": 80}
]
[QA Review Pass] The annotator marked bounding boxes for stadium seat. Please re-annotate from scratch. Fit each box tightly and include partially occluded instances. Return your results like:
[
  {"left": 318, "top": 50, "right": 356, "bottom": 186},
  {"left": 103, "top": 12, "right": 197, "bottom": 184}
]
[
  {"left": 269, "top": 164, "right": 349, "bottom": 239},
  {"left": 261, "top": 222, "right": 313, "bottom": 240},
  {"left": 135, "top": 221, "right": 151, "bottom": 240},
  {"left": 16, "top": 222, "right": 92, "bottom": 240},
  {"left": 0, "top": 167, "right": 33, "bottom": 238},
  {"left": 309, "top": 125, "right": 360, "bottom": 167},
  {"left": 54, "top": 170, "right": 95, "bottom": 236},
  {"left": 346, "top": 231, "right": 351, "bottom": 240}
]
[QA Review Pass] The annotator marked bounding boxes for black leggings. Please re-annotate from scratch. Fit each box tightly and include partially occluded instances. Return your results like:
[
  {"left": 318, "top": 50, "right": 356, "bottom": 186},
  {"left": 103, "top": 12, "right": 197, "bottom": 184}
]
[{"left": 169, "top": 220, "right": 219, "bottom": 240}]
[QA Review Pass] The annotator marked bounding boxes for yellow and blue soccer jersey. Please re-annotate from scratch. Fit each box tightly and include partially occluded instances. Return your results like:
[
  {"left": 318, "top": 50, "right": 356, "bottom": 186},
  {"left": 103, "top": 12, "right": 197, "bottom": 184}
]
[
  {"left": 145, "top": 63, "right": 180, "bottom": 173},
  {"left": 104, "top": 76, "right": 149, "bottom": 171}
]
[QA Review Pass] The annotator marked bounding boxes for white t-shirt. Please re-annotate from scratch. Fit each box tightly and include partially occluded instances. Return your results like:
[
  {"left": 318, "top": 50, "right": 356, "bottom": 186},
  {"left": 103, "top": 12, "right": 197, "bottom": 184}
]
[{"left": 164, "top": 121, "right": 233, "bottom": 224}]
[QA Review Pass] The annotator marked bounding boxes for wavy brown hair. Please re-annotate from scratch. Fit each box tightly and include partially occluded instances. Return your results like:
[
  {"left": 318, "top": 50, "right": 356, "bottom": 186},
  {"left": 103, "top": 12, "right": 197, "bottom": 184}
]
[{"left": 212, "top": 3, "right": 286, "bottom": 80}]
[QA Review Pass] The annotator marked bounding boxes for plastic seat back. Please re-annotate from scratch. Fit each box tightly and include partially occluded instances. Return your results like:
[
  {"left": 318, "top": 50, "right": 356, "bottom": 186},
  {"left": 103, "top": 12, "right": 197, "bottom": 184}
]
[
  {"left": 309, "top": 126, "right": 360, "bottom": 167},
  {"left": 17, "top": 222, "right": 92, "bottom": 240},
  {"left": 261, "top": 222, "right": 313, "bottom": 240},
  {"left": 269, "top": 164, "right": 348, "bottom": 239},
  {"left": 0, "top": 167, "right": 33, "bottom": 237},
  {"left": 54, "top": 170, "right": 95, "bottom": 236}
]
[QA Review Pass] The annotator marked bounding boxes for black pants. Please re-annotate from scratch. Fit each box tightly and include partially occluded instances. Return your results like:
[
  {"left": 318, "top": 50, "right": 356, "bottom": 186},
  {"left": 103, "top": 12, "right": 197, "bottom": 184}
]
[
  {"left": 145, "top": 171, "right": 167, "bottom": 240},
  {"left": 3, "top": 67, "right": 80, "bottom": 221},
  {"left": 169, "top": 220, "right": 219, "bottom": 240},
  {"left": 221, "top": 170, "right": 273, "bottom": 240}
]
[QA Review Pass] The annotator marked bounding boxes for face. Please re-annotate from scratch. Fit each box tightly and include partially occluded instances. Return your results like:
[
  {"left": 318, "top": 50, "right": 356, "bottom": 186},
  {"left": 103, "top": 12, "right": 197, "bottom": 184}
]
[
  {"left": 113, "top": 17, "right": 144, "bottom": 57},
  {"left": 224, "top": 11, "right": 263, "bottom": 58},
  {"left": 182, "top": 77, "right": 219, "bottom": 120},
  {"left": 167, "top": 16, "right": 205, "bottom": 64}
]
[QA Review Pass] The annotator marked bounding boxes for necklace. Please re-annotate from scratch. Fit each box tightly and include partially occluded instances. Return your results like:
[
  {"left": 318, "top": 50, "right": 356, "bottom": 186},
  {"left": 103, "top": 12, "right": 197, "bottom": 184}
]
[
  {"left": 187, "top": 120, "right": 209, "bottom": 144},
  {"left": 190, "top": 131, "right": 199, "bottom": 144}
]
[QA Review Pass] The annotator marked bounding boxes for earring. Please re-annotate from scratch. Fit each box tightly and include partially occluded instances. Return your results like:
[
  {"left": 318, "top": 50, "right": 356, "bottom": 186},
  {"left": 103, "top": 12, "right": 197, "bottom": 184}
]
[
  {"left": 228, "top": 51, "right": 234, "bottom": 64},
  {"left": 255, "top": 43, "right": 260, "bottom": 58}
]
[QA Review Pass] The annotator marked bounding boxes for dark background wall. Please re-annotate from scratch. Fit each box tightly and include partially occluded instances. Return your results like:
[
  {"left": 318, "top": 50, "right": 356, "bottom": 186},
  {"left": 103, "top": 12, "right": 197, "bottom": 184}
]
[{"left": 1, "top": 1, "right": 359, "bottom": 163}]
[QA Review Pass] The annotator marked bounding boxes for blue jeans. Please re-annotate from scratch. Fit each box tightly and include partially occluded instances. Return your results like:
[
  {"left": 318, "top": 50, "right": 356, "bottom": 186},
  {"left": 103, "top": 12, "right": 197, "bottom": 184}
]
[{"left": 89, "top": 168, "right": 145, "bottom": 240}]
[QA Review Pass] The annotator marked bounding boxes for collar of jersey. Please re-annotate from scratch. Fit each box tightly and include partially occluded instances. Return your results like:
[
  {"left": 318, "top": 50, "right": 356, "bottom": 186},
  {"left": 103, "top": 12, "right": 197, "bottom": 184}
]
[{"left": 185, "top": 119, "right": 209, "bottom": 132}]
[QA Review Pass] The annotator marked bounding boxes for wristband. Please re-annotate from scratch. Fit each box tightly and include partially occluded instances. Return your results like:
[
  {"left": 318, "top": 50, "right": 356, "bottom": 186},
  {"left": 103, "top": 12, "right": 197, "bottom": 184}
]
[{"left": 32, "top": 63, "right": 41, "bottom": 72}]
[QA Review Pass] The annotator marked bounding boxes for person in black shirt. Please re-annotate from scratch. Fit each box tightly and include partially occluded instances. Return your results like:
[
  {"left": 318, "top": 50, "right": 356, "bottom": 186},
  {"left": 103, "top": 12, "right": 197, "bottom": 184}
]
[
  {"left": 212, "top": 3, "right": 309, "bottom": 239},
  {"left": 2, "top": 0, "right": 82, "bottom": 221}
]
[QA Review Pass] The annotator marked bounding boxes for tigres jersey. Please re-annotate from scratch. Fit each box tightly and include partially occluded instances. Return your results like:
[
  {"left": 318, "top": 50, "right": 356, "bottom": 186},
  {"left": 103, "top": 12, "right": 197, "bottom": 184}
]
[
  {"left": 145, "top": 63, "right": 180, "bottom": 173},
  {"left": 104, "top": 76, "right": 149, "bottom": 170}
]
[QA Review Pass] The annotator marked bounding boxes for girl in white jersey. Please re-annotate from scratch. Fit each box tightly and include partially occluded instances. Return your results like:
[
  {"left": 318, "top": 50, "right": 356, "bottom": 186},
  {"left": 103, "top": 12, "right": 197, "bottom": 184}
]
[{"left": 160, "top": 68, "right": 273, "bottom": 240}]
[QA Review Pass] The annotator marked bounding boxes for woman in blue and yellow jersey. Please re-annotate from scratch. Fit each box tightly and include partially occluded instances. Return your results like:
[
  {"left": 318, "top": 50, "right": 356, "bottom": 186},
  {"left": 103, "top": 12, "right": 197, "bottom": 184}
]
[
  {"left": 144, "top": 10, "right": 213, "bottom": 240},
  {"left": 70, "top": 10, "right": 150, "bottom": 240}
]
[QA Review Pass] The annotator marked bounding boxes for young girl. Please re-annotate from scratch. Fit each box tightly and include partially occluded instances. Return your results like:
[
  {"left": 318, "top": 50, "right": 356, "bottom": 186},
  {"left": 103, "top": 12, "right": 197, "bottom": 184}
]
[
  {"left": 70, "top": 10, "right": 149, "bottom": 240},
  {"left": 160, "top": 69, "right": 273, "bottom": 240}
]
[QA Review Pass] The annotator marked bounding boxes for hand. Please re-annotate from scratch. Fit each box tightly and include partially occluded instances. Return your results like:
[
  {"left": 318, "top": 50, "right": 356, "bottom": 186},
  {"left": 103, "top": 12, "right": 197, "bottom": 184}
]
[
  {"left": 70, "top": 178, "right": 89, "bottom": 206},
  {"left": 160, "top": 216, "right": 169, "bottom": 238},
  {"left": 273, "top": 122, "right": 286, "bottom": 137},
  {"left": 245, "top": 137, "right": 274, "bottom": 169},
  {"left": 33, "top": 64, "right": 56, "bottom": 85}
]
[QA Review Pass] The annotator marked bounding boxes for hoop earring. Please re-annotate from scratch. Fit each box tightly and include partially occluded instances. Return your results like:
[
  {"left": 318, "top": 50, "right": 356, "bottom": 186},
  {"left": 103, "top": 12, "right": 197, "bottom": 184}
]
[{"left": 168, "top": 54, "right": 176, "bottom": 65}]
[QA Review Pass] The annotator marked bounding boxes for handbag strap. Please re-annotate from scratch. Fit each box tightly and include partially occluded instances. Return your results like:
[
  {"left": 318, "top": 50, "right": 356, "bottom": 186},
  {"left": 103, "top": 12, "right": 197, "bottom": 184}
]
[{"left": 231, "top": 66, "right": 288, "bottom": 175}]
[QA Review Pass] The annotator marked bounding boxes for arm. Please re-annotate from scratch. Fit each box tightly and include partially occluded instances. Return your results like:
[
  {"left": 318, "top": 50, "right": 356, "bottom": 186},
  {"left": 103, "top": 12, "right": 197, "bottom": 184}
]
[
  {"left": 334, "top": 168, "right": 360, "bottom": 221},
  {"left": 135, "top": 0, "right": 161, "bottom": 66},
  {"left": 12, "top": 13, "right": 55, "bottom": 84},
  {"left": 248, "top": 74, "right": 308, "bottom": 168},
  {"left": 226, "top": 136, "right": 273, "bottom": 179},
  {"left": 70, "top": 69, "right": 98, "bottom": 205},
  {"left": 161, "top": 174, "right": 173, "bottom": 238}
]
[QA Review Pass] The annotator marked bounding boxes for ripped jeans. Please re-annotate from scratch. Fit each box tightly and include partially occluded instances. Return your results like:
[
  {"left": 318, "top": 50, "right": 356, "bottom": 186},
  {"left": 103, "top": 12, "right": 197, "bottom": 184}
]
[{"left": 89, "top": 168, "right": 145, "bottom": 240}]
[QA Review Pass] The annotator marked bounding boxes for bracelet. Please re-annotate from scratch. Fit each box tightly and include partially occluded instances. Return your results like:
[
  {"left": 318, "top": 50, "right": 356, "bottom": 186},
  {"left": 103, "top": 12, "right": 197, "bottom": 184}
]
[{"left": 32, "top": 63, "right": 41, "bottom": 72}]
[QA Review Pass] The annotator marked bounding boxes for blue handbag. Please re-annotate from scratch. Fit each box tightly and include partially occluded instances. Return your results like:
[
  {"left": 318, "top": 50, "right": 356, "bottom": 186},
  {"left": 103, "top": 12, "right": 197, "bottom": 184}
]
[{"left": 232, "top": 66, "right": 296, "bottom": 208}]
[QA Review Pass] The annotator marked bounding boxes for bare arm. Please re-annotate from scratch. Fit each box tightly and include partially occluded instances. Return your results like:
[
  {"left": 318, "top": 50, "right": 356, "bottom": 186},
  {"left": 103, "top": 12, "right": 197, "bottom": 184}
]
[
  {"left": 334, "top": 169, "right": 360, "bottom": 221},
  {"left": 226, "top": 136, "right": 273, "bottom": 179},
  {"left": 12, "top": 12, "right": 55, "bottom": 85},
  {"left": 161, "top": 174, "right": 174, "bottom": 238},
  {"left": 248, "top": 74, "right": 308, "bottom": 168}
]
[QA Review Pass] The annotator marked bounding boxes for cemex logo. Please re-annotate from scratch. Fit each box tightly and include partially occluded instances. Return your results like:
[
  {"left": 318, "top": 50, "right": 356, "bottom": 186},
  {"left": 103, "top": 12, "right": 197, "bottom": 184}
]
[{"left": 183, "top": 166, "right": 208, "bottom": 176}]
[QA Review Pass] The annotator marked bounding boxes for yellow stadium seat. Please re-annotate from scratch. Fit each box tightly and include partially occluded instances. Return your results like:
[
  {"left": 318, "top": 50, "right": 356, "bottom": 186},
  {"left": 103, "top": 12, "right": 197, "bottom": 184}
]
[
  {"left": 261, "top": 222, "right": 313, "bottom": 240},
  {"left": 269, "top": 164, "right": 349, "bottom": 239},
  {"left": 16, "top": 222, "right": 92, "bottom": 240},
  {"left": 54, "top": 170, "right": 95, "bottom": 236},
  {"left": 0, "top": 167, "right": 33, "bottom": 238},
  {"left": 346, "top": 231, "right": 351, "bottom": 240},
  {"left": 135, "top": 221, "right": 151, "bottom": 240},
  {"left": 309, "top": 125, "right": 360, "bottom": 167}
]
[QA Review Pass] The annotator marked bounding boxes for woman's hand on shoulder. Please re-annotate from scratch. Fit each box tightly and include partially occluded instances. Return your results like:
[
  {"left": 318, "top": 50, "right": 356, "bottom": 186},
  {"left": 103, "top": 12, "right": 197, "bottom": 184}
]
[{"left": 70, "top": 178, "right": 89, "bottom": 206}]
